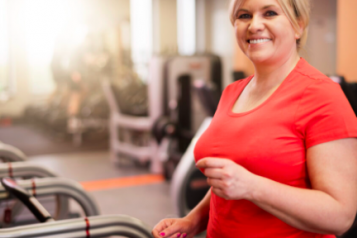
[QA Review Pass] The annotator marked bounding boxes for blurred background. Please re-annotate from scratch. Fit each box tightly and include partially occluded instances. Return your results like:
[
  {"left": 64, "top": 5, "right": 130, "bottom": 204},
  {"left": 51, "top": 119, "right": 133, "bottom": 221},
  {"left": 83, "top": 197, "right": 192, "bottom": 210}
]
[
  {"left": 0, "top": 0, "right": 356, "bottom": 237},
  {"left": 0, "top": 0, "right": 354, "bottom": 127},
  {"left": 0, "top": 0, "right": 355, "bottom": 142}
]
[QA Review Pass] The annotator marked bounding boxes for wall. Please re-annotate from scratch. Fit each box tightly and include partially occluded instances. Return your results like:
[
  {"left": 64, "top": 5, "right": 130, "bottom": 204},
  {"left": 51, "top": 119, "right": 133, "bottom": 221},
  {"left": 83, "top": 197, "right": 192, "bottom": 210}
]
[
  {"left": 336, "top": 0, "right": 357, "bottom": 81},
  {"left": 301, "top": 0, "right": 337, "bottom": 75},
  {"left": 207, "top": 0, "right": 235, "bottom": 88}
]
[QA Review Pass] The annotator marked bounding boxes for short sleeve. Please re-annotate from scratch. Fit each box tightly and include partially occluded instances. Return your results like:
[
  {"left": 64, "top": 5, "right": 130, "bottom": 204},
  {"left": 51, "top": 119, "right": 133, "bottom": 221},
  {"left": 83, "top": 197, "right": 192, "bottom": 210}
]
[{"left": 295, "top": 80, "right": 357, "bottom": 149}]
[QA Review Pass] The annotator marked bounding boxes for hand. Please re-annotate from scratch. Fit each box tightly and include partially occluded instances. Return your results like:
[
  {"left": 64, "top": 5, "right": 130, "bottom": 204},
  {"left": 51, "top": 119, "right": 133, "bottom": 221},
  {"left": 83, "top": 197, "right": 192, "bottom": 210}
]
[
  {"left": 196, "top": 158, "right": 256, "bottom": 200},
  {"left": 152, "top": 217, "right": 198, "bottom": 238}
]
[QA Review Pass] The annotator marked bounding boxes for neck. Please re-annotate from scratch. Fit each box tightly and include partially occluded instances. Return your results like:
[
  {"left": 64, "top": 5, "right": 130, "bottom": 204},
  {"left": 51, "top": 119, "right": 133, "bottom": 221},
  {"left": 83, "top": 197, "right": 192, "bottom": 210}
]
[{"left": 250, "top": 52, "right": 301, "bottom": 90}]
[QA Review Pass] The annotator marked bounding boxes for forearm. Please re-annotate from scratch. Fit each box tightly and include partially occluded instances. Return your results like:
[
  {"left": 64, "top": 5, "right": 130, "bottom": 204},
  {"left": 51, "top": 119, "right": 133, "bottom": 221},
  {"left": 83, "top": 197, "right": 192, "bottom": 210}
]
[
  {"left": 249, "top": 176, "right": 353, "bottom": 235},
  {"left": 185, "top": 188, "right": 211, "bottom": 235}
]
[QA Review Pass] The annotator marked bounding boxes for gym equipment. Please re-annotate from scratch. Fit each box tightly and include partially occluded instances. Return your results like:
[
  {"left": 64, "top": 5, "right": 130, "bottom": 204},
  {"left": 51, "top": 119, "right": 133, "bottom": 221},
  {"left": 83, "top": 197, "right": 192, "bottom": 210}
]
[
  {"left": 102, "top": 80, "right": 154, "bottom": 169},
  {"left": 67, "top": 88, "right": 110, "bottom": 146},
  {"left": 0, "top": 143, "right": 27, "bottom": 162},
  {"left": 0, "top": 177, "right": 152, "bottom": 238},
  {"left": 151, "top": 55, "right": 222, "bottom": 178},
  {"left": 0, "top": 214, "right": 152, "bottom": 238},
  {"left": 341, "top": 222, "right": 357, "bottom": 238},
  {"left": 1, "top": 178, "right": 54, "bottom": 223},
  {"left": 170, "top": 79, "right": 222, "bottom": 217},
  {"left": 0, "top": 162, "right": 69, "bottom": 226},
  {"left": 0, "top": 162, "right": 57, "bottom": 178},
  {"left": 103, "top": 54, "right": 222, "bottom": 175},
  {"left": 171, "top": 117, "right": 211, "bottom": 217},
  {"left": 111, "top": 80, "right": 148, "bottom": 117},
  {"left": 329, "top": 75, "right": 357, "bottom": 116},
  {"left": 23, "top": 30, "right": 114, "bottom": 145},
  {"left": 0, "top": 177, "right": 99, "bottom": 217},
  {"left": 232, "top": 71, "right": 246, "bottom": 81}
]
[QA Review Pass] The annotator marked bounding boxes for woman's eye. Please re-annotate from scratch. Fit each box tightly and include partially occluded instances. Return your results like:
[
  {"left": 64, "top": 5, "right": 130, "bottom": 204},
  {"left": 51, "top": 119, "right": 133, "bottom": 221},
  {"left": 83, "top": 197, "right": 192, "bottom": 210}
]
[
  {"left": 238, "top": 13, "right": 251, "bottom": 19},
  {"left": 265, "top": 11, "right": 277, "bottom": 17}
]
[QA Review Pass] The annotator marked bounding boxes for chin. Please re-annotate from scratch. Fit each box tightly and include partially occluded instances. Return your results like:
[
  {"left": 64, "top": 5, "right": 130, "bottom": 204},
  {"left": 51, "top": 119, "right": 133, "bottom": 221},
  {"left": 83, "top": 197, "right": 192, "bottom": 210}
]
[{"left": 247, "top": 55, "right": 272, "bottom": 65}]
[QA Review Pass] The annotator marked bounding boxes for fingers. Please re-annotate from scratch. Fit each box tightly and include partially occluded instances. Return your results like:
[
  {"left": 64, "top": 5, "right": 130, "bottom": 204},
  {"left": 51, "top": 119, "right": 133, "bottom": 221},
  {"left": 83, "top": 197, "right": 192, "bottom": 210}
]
[
  {"left": 211, "top": 187, "right": 225, "bottom": 198},
  {"left": 207, "top": 177, "right": 224, "bottom": 188},
  {"left": 196, "top": 158, "right": 226, "bottom": 169},
  {"left": 167, "top": 233, "right": 187, "bottom": 238},
  {"left": 158, "top": 231, "right": 188, "bottom": 238},
  {"left": 167, "top": 233, "right": 179, "bottom": 238},
  {"left": 152, "top": 229, "right": 166, "bottom": 238},
  {"left": 152, "top": 228, "right": 165, "bottom": 238},
  {"left": 155, "top": 223, "right": 184, "bottom": 238},
  {"left": 151, "top": 217, "right": 194, "bottom": 238},
  {"left": 204, "top": 168, "right": 223, "bottom": 179},
  {"left": 152, "top": 218, "right": 172, "bottom": 231},
  {"left": 152, "top": 219, "right": 175, "bottom": 238}
]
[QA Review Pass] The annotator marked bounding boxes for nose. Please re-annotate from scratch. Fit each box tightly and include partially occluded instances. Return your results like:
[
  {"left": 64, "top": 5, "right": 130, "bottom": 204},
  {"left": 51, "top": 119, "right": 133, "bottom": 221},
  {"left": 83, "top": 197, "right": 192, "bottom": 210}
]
[{"left": 248, "top": 15, "right": 264, "bottom": 33}]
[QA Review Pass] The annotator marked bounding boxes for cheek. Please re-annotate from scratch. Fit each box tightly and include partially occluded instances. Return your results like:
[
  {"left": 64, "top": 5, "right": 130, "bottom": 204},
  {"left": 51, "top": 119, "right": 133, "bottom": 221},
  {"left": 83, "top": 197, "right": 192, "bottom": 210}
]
[
  {"left": 273, "top": 23, "right": 297, "bottom": 44},
  {"left": 235, "top": 26, "right": 246, "bottom": 47},
  {"left": 270, "top": 31, "right": 296, "bottom": 53}
]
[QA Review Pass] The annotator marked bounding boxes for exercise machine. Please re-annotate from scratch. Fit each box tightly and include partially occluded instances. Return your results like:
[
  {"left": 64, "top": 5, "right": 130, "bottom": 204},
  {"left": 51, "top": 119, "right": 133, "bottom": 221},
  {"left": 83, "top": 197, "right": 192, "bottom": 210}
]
[
  {"left": 0, "top": 162, "right": 70, "bottom": 226},
  {"left": 0, "top": 177, "right": 152, "bottom": 238},
  {"left": 171, "top": 117, "right": 211, "bottom": 217},
  {"left": 103, "top": 54, "right": 222, "bottom": 175},
  {"left": 170, "top": 79, "right": 220, "bottom": 217},
  {"left": 0, "top": 143, "right": 27, "bottom": 162}
]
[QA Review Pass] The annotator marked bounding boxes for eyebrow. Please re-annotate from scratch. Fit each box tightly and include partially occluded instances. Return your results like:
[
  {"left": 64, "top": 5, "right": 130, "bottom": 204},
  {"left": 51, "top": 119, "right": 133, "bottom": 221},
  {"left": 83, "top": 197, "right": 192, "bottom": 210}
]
[{"left": 237, "top": 4, "right": 278, "bottom": 13}]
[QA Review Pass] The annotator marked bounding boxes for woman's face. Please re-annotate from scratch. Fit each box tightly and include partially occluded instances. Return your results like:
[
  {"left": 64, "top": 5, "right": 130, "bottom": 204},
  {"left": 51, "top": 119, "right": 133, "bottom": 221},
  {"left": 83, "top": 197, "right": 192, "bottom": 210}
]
[{"left": 233, "top": 0, "right": 299, "bottom": 65}]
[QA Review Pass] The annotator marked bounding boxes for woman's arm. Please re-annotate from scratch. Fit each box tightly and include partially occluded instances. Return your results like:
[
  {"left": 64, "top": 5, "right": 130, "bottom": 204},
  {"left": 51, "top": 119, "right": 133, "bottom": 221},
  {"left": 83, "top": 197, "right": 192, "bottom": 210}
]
[
  {"left": 185, "top": 188, "right": 211, "bottom": 234},
  {"left": 197, "top": 138, "right": 357, "bottom": 236},
  {"left": 250, "top": 139, "right": 357, "bottom": 235},
  {"left": 152, "top": 189, "right": 211, "bottom": 238}
]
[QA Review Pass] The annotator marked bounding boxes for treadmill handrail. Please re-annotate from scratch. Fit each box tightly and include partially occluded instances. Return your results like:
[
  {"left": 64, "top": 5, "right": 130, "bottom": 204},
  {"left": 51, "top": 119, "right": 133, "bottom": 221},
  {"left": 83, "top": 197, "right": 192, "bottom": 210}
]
[
  {"left": 0, "top": 162, "right": 70, "bottom": 221},
  {"left": 0, "top": 143, "right": 27, "bottom": 162},
  {"left": 0, "top": 162, "right": 58, "bottom": 178},
  {"left": 0, "top": 177, "right": 100, "bottom": 216},
  {"left": 0, "top": 214, "right": 153, "bottom": 238}
]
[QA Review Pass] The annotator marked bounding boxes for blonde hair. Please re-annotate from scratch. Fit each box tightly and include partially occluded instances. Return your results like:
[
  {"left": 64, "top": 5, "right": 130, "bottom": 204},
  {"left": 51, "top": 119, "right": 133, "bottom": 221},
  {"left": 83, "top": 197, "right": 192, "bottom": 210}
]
[{"left": 229, "top": 0, "right": 310, "bottom": 49}]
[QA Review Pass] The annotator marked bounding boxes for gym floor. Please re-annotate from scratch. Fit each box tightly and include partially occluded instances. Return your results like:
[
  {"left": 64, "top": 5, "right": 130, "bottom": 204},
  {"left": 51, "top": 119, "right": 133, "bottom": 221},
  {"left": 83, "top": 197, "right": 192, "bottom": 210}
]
[{"left": 29, "top": 151, "right": 206, "bottom": 238}]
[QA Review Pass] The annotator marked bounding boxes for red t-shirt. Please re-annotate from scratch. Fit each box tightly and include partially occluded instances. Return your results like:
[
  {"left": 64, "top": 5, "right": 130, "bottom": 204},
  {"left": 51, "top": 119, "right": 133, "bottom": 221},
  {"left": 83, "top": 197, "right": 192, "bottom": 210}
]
[{"left": 194, "top": 58, "right": 357, "bottom": 238}]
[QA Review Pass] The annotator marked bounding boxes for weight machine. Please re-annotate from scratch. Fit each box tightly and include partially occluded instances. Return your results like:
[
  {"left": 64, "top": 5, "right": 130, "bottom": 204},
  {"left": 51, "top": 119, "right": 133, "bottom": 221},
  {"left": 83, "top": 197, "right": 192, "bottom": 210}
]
[{"left": 103, "top": 54, "right": 222, "bottom": 175}]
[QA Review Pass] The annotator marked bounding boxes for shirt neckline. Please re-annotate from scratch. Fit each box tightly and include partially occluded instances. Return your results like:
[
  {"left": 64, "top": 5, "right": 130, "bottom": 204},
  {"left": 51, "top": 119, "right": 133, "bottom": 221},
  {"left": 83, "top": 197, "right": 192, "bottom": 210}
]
[{"left": 227, "top": 58, "right": 304, "bottom": 117}]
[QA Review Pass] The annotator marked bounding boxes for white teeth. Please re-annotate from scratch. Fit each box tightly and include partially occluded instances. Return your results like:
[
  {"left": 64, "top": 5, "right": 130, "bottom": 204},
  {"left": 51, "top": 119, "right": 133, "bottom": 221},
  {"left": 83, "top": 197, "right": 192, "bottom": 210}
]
[{"left": 249, "top": 39, "right": 271, "bottom": 44}]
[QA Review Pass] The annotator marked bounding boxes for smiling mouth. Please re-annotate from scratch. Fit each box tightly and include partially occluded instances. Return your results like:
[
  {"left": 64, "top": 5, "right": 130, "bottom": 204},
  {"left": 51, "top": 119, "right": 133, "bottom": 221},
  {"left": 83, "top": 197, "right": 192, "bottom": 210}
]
[{"left": 247, "top": 39, "right": 271, "bottom": 44}]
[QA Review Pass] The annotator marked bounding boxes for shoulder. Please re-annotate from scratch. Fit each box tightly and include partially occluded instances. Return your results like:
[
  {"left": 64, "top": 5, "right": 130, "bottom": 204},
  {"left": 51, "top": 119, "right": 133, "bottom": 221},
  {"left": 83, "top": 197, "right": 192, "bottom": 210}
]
[
  {"left": 293, "top": 60, "right": 357, "bottom": 147},
  {"left": 294, "top": 58, "right": 330, "bottom": 82},
  {"left": 294, "top": 59, "right": 349, "bottom": 116},
  {"left": 292, "top": 58, "right": 342, "bottom": 98}
]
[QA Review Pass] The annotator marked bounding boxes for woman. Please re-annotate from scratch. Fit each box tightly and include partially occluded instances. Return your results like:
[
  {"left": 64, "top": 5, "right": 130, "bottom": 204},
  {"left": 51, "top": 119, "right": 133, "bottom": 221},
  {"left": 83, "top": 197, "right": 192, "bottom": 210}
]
[{"left": 152, "top": 0, "right": 357, "bottom": 237}]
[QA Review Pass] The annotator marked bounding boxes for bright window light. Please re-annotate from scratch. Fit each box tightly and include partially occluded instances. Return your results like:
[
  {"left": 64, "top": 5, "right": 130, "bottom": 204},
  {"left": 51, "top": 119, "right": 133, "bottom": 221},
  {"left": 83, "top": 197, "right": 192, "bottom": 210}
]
[
  {"left": 0, "top": 0, "right": 9, "bottom": 93},
  {"left": 177, "top": 0, "right": 196, "bottom": 55},
  {"left": 23, "top": 0, "right": 84, "bottom": 94},
  {"left": 0, "top": 0, "right": 7, "bottom": 64},
  {"left": 130, "top": 0, "right": 152, "bottom": 82}
]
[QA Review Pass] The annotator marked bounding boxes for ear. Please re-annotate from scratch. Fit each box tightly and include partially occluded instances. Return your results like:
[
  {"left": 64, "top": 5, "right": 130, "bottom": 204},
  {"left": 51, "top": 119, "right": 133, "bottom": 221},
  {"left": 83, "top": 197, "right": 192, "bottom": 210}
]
[{"left": 295, "top": 20, "right": 304, "bottom": 40}]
